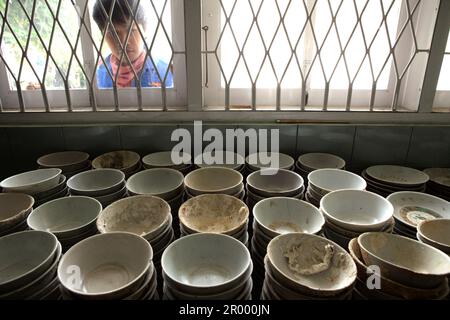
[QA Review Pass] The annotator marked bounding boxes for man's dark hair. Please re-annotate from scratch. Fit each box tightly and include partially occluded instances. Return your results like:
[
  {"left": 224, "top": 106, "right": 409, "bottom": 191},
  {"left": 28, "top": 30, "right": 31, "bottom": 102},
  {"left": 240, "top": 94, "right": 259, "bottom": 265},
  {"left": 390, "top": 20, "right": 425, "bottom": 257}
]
[{"left": 93, "top": 0, "right": 148, "bottom": 31}]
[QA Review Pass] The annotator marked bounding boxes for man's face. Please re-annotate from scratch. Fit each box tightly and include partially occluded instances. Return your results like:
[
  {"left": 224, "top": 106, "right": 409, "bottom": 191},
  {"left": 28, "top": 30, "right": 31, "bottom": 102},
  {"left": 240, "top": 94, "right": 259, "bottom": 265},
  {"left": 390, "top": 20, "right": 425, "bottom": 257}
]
[{"left": 105, "top": 22, "right": 144, "bottom": 63}]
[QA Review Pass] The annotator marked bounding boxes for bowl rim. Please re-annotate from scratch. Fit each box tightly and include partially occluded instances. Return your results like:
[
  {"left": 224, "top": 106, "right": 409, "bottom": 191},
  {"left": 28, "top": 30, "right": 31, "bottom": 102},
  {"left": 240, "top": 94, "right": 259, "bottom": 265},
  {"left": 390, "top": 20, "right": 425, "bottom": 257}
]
[
  {"left": 417, "top": 218, "right": 450, "bottom": 249},
  {"left": 37, "top": 151, "right": 90, "bottom": 168},
  {"left": 161, "top": 233, "right": 252, "bottom": 290},
  {"left": 184, "top": 167, "right": 243, "bottom": 194},
  {"left": 126, "top": 168, "right": 184, "bottom": 196},
  {"left": 57, "top": 231, "right": 153, "bottom": 297},
  {"left": 307, "top": 169, "right": 367, "bottom": 193},
  {"left": 0, "top": 193, "right": 35, "bottom": 224},
  {"left": 67, "top": 168, "right": 125, "bottom": 193},
  {"left": 297, "top": 153, "right": 346, "bottom": 171},
  {"left": 27, "top": 196, "right": 102, "bottom": 235},
  {"left": 92, "top": 150, "right": 141, "bottom": 171},
  {"left": 246, "top": 168, "right": 304, "bottom": 196},
  {"left": 320, "top": 189, "right": 394, "bottom": 229},
  {"left": 253, "top": 197, "right": 325, "bottom": 235},
  {"left": 1, "top": 168, "right": 62, "bottom": 190},
  {"left": 142, "top": 151, "right": 192, "bottom": 167},
  {"left": 245, "top": 152, "right": 295, "bottom": 170},
  {"left": 357, "top": 232, "right": 450, "bottom": 277}
]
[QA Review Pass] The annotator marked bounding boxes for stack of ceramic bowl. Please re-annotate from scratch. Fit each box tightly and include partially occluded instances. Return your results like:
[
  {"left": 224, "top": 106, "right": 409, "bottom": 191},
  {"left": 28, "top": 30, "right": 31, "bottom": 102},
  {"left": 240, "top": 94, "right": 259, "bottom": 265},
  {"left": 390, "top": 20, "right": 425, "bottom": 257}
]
[
  {"left": 424, "top": 168, "right": 450, "bottom": 201},
  {"left": 67, "top": 169, "right": 127, "bottom": 207},
  {"left": 246, "top": 169, "right": 304, "bottom": 210},
  {"left": 305, "top": 169, "right": 367, "bottom": 207},
  {"left": 178, "top": 194, "right": 249, "bottom": 246},
  {"left": 387, "top": 191, "right": 450, "bottom": 239},
  {"left": 1, "top": 168, "right": 67, "bottom": 207},
  {"left": 251, "top": 198, "right": 325, "bottom": 295},
  {"left": 350, "top": 232, "right": 450, "bottom": 300},
  {"left": 97, "top": 195, "right": 174, "bottom": 290},
  {"left": 58, "top": 232, "right": 158, "bottom": 300},
  {"left": 184, "top": 167, "right": 244, "bottom": 200},
  {"left": 37, "top": 151, "right": 91, "bottom": 179},
  {"left": 417, "top": 219, "right": 450, "bottom": 255},
  {"left": 27, "top": 197, "right": 101, "bottom": 252},
  {"left": 0, "top": 193, "right": 34, "bottom": 237},
  {"left": 92, "top": 150, "right": 141, "bottom": 179},
  {"left": 245, "top": 152, "right": 295, "bottom": 174},
  {"left": 320, "top": 190, "right": 395, "bottom": 249},
  {"left": 195, "top": 151, "right": 245, "bottom": 174},
  {"left": 162, "top": 233, "right": 253, "bottom": 300},
  {"left": 0, "top": 231, "right": 62, "bottom": 300},
  {"left": 362, "top": 165, "right": 429, "bottom": 197},
  {"left": 262, "top": 233, "right": 356, "bottom": 300},
  {"left": 295, "top": 153, "right": 346, "bottom": 183},
  {"left": 142, "top": 151, "right": 192, "bottom": 175}
]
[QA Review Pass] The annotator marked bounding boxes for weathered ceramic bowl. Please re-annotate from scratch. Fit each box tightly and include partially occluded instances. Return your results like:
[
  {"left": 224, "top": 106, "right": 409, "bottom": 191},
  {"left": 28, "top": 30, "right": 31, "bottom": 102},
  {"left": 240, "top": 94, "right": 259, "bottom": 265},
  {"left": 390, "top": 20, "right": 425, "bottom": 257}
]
[
  {"left": 0, "top": 193, "right": 34, "bottom": 232},
  {"left": 67, "top": 169, "right": 125, "bottom": 197},
  {"left": 308, "top": 169, "right": 366, "bottom": 196},
  {"left": 1, "top": 169, "right": 62, "bottom": 195},
  {"left": 246, "top": 152, "right": 294, "bottom": 171},
  {"left": 184, "top": 167, "right": 243, "bottom": 196},
  {"left": 365, "top": 165, "right": 429, "bottom": 187},
  {"left": 126, "top": 168, "right": 184, "bottom": 200},
  {"left": 297, "top": 153, "right": 346, "bottom": 171},
  {"left": 37, "top": 151, "right": 90, "bottom": 172},
  {"left": 417, "top": 219, "right": 450, "bottom": 254},
  {"left": 92, "top": 151, "right": 140, "bottom": 173},
  {"left": 142, "top": 151, "right": 191, "bottom": 169},
  {"left": 33, "top": 175, "right": 67, "bottom": 201},
  {"left": 195, "top": 151, "right": 245, "bottom": 170},
  {"left": 247, "top": 169, "right": 304, "bottom": 197}
]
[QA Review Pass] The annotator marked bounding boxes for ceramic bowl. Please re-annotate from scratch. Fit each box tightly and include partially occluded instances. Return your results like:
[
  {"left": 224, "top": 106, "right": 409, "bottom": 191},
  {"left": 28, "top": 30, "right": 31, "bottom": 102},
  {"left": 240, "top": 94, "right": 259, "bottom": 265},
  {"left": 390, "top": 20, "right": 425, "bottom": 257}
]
[
  {"left": 1, "top": 169, "right": 62, "bottom": 195},
  {"left": 195, "top": 151, "right": 245, "bottom": 170},
  {"left": 297, "top": 153, "right": 346, "bottom": 171},
  {"left": 247, "top": 169, "right": 304, "bottom": 197},
  {"left": 161, "top": 233, "right": 252, "bottom": 295},
  {"left": 184, "top": 167, "right": 243, "bottom": 196},
  {"left": 266, "top": 233, "right": 357, "bottom": 296},
  {"left": 93, "top": 184, "right": 127, "bottom": 206},
  {"left": 58, "top": 232, "right": 152, "bottom": 299},
  {"left": 67, "top": 169, "right": 125, "bottom": 196},
  {"left": 253, "top": 197, "right": 324, "bottom": 238},
  {"left": 0, "top": 193, "right": 34, "bottom": 232},
  {"left": 142, "top": 151, "right": 192, "bottom": 169},
  {"left": 179, "top": 194, "right": 249, "bottom": 235},
  {"left": 33, "top": 175, "right": 67, "bottom": 201},
  {"left": 126, "top": 168, "right": 184, "bottom": 200},
  {"left": 320, "top": 190, "right": 394, "bottom": 232},
  {"left": 365, "top": 165, "right": 429, "bottom": 187},
  {"left": 358, "top": 232, "right": 450, "bottom": 289},
  {"left": 92, "top": 151, "right": 140, "bottom": 173},
  {"left": 0, "top": 231, "right": 59, "bottom": 293},
  {"left": 27, "top": 196, "right": 102, "bottom": 238},
  {"left": 308, "top": 169, "right": 367, "bottom": 196},
  {"left": 246, "top": 185, "right": 303, "bottom": 202},
  {"left": 417, "top": 219, "right": 450, "bottom": 254},
  {"left": 37, "top": 151, "right": 90, "bottom": 172},
  {"left": 97, "top": 195, "right": 171, "bottom": 240},
  {"left": 246, "top": 152, "right": 295, "bottom": 171},
  {"left": 387, "top": 191, "right": 450, "bottom": 230}
]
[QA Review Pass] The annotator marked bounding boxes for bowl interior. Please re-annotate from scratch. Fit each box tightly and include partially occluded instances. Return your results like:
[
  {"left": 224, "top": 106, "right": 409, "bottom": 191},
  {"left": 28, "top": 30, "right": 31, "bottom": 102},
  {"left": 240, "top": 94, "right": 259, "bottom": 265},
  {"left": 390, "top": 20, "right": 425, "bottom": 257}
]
[
  {"left": 418, "top": 219, "right": 450, "bottom": 247},
  {"left": 247, "top": 169, "right": 303, "bottom": 194},
  {"left": 93, "top": 151, "right": 140, "bottom": 170},
  {"left": 68, "top": 169, "right": 124, "bottom": 192},
  {"left": 127, "top": 169, "right": 184, "bottom": 195},
  {"left": 308, "top": 169, "right": 366, "bottom": 192},
  {"left": 0, "top": 193, "right": 34, "bottom": 222},
  {"left": 185, "top": 168, "right": 242, "bottom": 193},
  {"left": 1, "top": 169, "right": 61, "bottom": 189}
]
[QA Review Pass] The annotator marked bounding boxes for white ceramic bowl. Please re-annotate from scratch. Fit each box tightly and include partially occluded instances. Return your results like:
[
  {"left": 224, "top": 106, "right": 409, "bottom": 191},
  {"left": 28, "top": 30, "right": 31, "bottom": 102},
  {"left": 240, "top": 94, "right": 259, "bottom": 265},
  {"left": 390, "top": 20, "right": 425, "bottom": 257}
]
[
  {"left": 27, "top": 196, "right": 102, "bottom": 238},
  {"left": 92, "top": 151, "right": 140, "bottom": 173},
  {"left": 358, "top": 232, "right": 450, "bottom": 289},
  {"left": 247, "top": 169, "right": 304, "bottom": 197},
  {"left": 162, "top": 233, "right": 252, "bottom": 294},
  {"left": 184, "top": 167, "right": 243, "bottom": 196},
  {"left": 94, "top": 184, "right": 127, "bottom": 206},
  {"left": 267, "top": 233, "right": 357, "bottom": 296},
  {"left": 67, "top": 169, "right": 125, "bottom": 196},
  {"left": 253, "top": 197, "right": 325, "bottom": 238},
  {"left": 308, "top": 169, "right": 367, "bottom": 196},
  {"left": 298, "top": 153, "right": 346, "bottom": 171},
  {"left": 58, "top": 232, "right": 152, "bottom": 299},
  {"left": 126, "top": 168, "right": 184, "bottom": 200},
  {"left": 0, "top": 231, "right": 59, "bottom": 293},
  {"left": 195, "top": 151, "right": 245, "bottom": 170},
  {"left": 0, "top": 193, "right": 34, "bottom": 232},
  {"left": 179, "top": 194, "right": 249, "bottom": 235},
  {"left": 97, "top": 195, "right": 171, "bottom": 240},
  {"left": 387, "top": 191, "right": 450, "bottom": 229},
  {"left": 246, "top": 152, "right": 295, "bottom": 171},
  {"left": 37, "top": 151, "right": 90, "bottom": 172},
  {"left": 142, "top": 151, "right": 192, "bottom": 169},
  {"left": 366, "top": 165, "right": 429, "bottom": 187},
  {"left": 1, "top": 169, "right": 62, "bottom": 195},
  {"left": 320, "top": 190, "right": 394, "bottom": 232},
  {"left": 417, "top": 219, "right": 450, "bottom": 254},
  {"left": 246, "top": 185, "right": 303, "bottom": 203}
]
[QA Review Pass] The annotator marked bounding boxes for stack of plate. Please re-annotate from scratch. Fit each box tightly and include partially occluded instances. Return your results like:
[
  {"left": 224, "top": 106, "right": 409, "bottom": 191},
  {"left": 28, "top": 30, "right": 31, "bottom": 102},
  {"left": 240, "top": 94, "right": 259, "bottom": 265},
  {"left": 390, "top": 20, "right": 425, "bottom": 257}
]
[
  {"left": 0, "top": 231, "right": 62, "bottom": 300},
  {"left": 320, "top": 190, "right": 395, "bottom": 249},
  {"left": 417, "top": 219, "right": 450, "bottom": 255},
  {"left": 251, "top": 198, "right": 325, "bottom": 295},
  {"left": 58, "top": 233, "right": 158, "bottom": 300},
  {"left": 424, "top": 168, "right": 450, "bottom": 201},
  {"left": 184, "top": 167, "right": 244, "bottom": 200},
  {"left": 387, "top": 191, "right": 450, "bottom": 239},
  {"left": 178, "top": 194, "right": 249, "bottom": 246},
  {"left": 142, "top": 151, "right": 192, "bottom": 175},
  {"left": 262, "top": 233, "right": 356, "bottom": 300},
  {"left": 97, "top": 195, "right": 174, "bottom": 291},
  {"left": 245, "top": 152, "right": 295, "bottom": 173},
  {"left": 37, "top": 151, "right": 91, "bottom": 179},
  {"left": 0, "top": 193, "right": 34, "bottom": 237},
  {"left": 305, "top": 169, "right": 367, "bottom": 207},
  {"left": 27, "top": 197, "right": 101, "bottom": 252},
  {"left": 67, "top": 169, "right": 127, "bottom": 207},
  {"left": 246, "top": 169, "right": 304, "bottom": 210},
  {"left": 162, "top": 233, "right": 253, "bottom": 300},
  {"left": 295, "top": 153, "right": 346, "bottom": 183},
  {"left": 195, "top": 151, "right": 245, "bottom": 174},
  {"left": 92, "top": 150, "right": 141, "bottom": 179},
  {"left": 351, "top": 233, "right": 450, "bottom": 300},
  {"left": 362, "top": 165, "right": 429, "bottom": 197}
]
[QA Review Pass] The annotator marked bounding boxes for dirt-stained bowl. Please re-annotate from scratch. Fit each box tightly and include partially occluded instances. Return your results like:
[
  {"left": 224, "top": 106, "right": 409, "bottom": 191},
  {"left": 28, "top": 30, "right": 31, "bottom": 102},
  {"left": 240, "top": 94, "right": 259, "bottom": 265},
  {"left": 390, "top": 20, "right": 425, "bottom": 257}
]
[
  {"left": 142, "top": 151, "right": 191, "bottom": 169},
  {"left": 92, "top": 151, "right": 140, "bottom": 173},
  {"left": 0, "top": 193, "right": 34, "bottom": 232},
  {"left": 417, "top": 219, "right": 450, "bottom": 254},
  {"left": 184, "top": 167, "right": 243, "bottom": 196}
]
